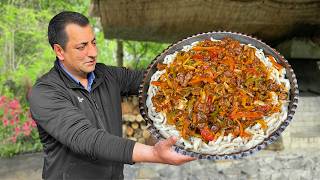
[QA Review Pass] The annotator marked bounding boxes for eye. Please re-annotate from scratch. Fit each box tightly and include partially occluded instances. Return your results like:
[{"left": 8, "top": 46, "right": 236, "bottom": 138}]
[
  {"left": 92, "top": 40, "right": 97, "bottom": 46},
  {"left": 76, "top": 46, "right": 85, "bottom": 50}
]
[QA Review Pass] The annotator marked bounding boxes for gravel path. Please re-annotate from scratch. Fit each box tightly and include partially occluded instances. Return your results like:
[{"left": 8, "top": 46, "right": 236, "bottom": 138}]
[
  {"left": 124, "top": 149, "right": 320, "bottom": 180},
  {"left": 1, "top": 149, "right": 319, "bottom": 180}
]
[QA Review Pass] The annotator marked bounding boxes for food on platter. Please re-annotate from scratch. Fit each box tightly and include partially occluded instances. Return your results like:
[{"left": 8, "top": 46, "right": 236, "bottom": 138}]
[{"left": 146, "top": 37, "right": 290, "bottom": 155}]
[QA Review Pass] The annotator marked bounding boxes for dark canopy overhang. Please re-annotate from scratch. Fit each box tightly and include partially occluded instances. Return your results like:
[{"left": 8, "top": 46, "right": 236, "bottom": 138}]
[{"left": 90, "top": 0, "right": 320, "bottom": 43}]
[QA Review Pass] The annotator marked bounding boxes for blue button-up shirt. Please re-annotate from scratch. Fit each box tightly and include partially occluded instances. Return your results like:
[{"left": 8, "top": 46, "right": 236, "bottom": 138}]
[{"left": 59, "top": 61, "right": 95, "bottom": 92}]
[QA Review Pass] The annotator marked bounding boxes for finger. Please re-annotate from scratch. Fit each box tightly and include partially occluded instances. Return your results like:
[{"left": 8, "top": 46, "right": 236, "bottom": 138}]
[
  {"left": 180, "top": 157, "right": 197, "bottom": 163},
  {"left": 179, "top": 155, "right": 197, "bottom": 162},
  {"left": 172, "top": 154, "right": 197, "bottom": 165},
  {"left": 172, "top": 148, "right": 198, "bottom": 160},
  {"left": 175, "top": 151, "right": 197, "bottom": 160},
  {"left": 164, "top": 137, "right": 197, "bottom": 161}
]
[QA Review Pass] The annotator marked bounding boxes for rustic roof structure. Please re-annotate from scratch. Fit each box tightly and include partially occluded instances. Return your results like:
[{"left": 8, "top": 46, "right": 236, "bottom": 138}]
[{"left": 90, "top": 0, "right": 320, "bottom": 43}]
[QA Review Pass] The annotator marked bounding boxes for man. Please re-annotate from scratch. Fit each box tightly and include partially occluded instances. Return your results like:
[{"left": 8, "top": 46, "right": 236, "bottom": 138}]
[{"left": 29, "top": 11, "right": 195, "bottom": 180}]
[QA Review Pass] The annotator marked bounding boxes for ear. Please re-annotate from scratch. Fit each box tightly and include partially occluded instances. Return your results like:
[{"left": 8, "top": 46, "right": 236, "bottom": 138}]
[{"left": 53, "top": 44, "right": 65, "bottom": 61}]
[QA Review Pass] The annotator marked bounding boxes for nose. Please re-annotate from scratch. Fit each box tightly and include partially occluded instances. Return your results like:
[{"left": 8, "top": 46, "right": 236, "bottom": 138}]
[{"left": 88, "top": 42, "right": 98, "bottom": 59}]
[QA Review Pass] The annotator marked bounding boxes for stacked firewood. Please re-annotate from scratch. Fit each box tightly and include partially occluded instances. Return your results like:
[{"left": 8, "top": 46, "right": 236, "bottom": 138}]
[{"left": 121, "top": 96, "right": 155, "bottom": 145}]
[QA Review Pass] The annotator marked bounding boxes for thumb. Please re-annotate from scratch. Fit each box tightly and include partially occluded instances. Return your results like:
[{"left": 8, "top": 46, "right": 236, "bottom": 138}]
[{"left": 164, "top": 136, "right": 178, "bottom": 147}]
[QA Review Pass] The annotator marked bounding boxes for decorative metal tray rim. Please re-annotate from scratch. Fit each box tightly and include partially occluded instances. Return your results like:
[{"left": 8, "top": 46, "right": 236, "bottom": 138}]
[{"left": 138, "top": 31, "right": 299, "bottom": 160}]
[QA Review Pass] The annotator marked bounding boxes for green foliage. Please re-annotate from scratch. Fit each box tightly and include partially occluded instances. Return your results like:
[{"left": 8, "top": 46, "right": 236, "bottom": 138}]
[
  {"left": 124, "top": 41, "right": 169, "bottom": 69},
  {"left": 0, "top": 0, "right": 168, "bottom": 157},
  {"left": 0, "top": 0, "right": 94, "bottom": 101},
  {"left": 96, "top": 32, "right": 118, "bottom": 66},
  {"left": 0, "top": 140, "right": 42, "bottom": 157},
  {"left": 0, "top": 0, "right": 90, "bottom": 14},
  {"left": 0, "top": 4, "right": 53, "bottom": 102}
]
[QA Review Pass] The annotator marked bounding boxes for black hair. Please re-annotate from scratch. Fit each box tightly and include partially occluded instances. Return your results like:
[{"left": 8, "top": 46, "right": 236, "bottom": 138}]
[{"left": 48, "top": 11, "right": 89, "bottom": 50}]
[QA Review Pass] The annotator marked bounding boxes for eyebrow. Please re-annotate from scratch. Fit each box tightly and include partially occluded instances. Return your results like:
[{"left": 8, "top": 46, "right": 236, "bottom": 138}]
[{"left": 77, "top": 37, "right": 96, "bottom": 46}]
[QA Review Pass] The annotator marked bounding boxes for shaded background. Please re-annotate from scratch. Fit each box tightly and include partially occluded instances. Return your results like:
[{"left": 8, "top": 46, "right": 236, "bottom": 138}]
[{"left": 1, "top": 0, "right": 320, "bottom": 179}]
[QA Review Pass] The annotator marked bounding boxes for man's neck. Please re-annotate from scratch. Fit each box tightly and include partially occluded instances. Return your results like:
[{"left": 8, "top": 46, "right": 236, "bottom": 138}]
[{"left": 58, "top": 60, "right": 95, "bottom": 92}]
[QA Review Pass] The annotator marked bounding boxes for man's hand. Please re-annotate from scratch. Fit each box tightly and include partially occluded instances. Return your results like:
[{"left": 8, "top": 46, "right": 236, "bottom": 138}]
[
  {"left": 152, "top": 136, "right": 196, "bottom": 165},
  {"left": 132, "top": 136, "right": 196, "bottom": 165}
]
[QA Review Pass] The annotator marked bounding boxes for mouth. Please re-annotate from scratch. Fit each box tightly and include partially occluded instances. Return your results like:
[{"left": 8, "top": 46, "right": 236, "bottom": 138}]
[{"left": 85, "top": 59, "right": 96, "bottom": 66}]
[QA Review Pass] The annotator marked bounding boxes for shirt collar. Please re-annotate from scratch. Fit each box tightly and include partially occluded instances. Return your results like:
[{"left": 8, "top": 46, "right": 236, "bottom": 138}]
[
  {"left": 58, "top": 61, "right": 95, "bottom": 92},
  {"left": 87, "top": 70, "right": 95, "bottom": 92}
]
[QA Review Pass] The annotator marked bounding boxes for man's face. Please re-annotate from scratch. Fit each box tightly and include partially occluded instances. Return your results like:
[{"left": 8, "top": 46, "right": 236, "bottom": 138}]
[{"left": 54, "top": 23, "right": 98, "bottom": 78}]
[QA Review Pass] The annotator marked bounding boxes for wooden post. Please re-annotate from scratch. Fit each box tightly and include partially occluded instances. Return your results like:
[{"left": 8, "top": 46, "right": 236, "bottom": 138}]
[{"left": 116, "top": 39, "right": 123, "bottom": 67}]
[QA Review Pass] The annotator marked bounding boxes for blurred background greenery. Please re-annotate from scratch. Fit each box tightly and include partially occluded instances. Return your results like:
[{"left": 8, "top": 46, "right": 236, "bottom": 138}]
[{"left": 0, "top": 0, "right": 168, "bottom": 157}]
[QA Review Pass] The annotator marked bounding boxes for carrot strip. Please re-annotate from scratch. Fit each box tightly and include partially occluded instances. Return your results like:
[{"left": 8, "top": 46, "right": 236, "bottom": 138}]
[{"left": 268, "top": 55, "right": 283, "bottom": 70}]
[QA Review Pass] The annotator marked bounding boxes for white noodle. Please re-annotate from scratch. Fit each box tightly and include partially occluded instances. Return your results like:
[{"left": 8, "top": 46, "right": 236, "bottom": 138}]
[{"left": 146, "top": 38, "right": 290, "bottom": 155}]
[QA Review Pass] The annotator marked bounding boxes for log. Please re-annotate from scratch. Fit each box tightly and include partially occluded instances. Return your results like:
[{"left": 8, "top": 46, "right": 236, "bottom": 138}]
[
  {"left": 132, "top": 96, "right": 139, "bottom": 107},
  {"left": 131, "top": 122, "right": 139, "bottom": 130},
  {"left": 132, "top": 108, "right": 140, "bottom": 115},
  {"left": 121, "top": 102, "right": 132, "bottom": 114},
  {"left": 126, "top": 126, "right": 134, "bottom": 136},
  {"left": 133, "top": 129, "right": 142, "bottom": 139},
  {"left": 142, "top": 129, "right": 150, "bottom": 139},
  {"left": 145, "top": 136, "right": 157, "bottom": 146},
  {"left": 128, "top": 137, "right": 137, "bottom": 141},
  {"left": 123, "top": 114, "right": 136, "bottom": 122},
  {"left": 136, "top": 115, "right": 144, "bottom": 122},
  {"left": 140, "top": 123, "right": 147, "bottom": 130},
  {"left": 138, "top": 138, "right": 145, "bottom": 144}
]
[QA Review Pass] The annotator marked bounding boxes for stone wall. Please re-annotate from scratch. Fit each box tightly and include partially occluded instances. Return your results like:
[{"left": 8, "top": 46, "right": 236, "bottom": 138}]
[{"left": 282, "top": 96, "right": 320, "bottom": 149}]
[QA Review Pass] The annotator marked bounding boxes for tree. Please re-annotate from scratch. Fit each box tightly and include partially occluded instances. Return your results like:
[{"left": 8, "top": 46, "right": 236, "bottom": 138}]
[
  {"left": 0, "top": 4, "right": 53, "bottom": 99},
  {"left": 124, "top": 41, "right": 168, "bottom": 69}
]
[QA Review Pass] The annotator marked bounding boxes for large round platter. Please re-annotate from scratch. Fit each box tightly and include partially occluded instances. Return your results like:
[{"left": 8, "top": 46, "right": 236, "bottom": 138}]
[{"left": 138, "top": 32, "right": 299, "bottom": 160}]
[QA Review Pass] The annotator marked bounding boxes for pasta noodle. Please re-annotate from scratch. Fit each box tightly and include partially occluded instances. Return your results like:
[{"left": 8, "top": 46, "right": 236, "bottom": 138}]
[{"left": 147, "top": 37, "right": 290, "bottom": 155}]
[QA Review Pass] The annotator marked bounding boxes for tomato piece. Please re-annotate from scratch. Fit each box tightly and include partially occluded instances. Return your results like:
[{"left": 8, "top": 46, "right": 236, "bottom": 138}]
[
  {"left": 192, "top": 54, "right": 204, "bottom": 60},
  {"left": 256, "top": 105, "right": 271, "bottom": 112},
  {"left": 209, "top": 51, "right": 218, "bottom": 60},
  {"left": 156, "top": 63, "right": 167, "bottom": 70},
  {"left": 200, "top": 127, "right": 214, "bottom": 141}
]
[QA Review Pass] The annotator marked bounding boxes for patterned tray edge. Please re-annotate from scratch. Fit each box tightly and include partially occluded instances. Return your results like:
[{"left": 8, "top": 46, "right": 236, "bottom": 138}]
[{"left": 138, "top": 31, "right": 299, "bottom": 160}]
